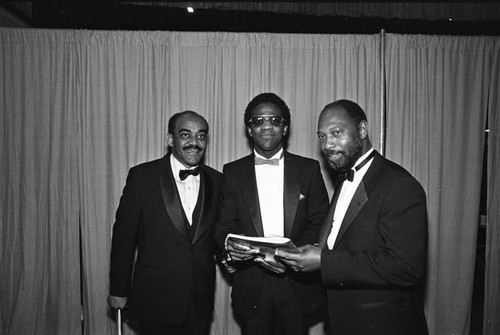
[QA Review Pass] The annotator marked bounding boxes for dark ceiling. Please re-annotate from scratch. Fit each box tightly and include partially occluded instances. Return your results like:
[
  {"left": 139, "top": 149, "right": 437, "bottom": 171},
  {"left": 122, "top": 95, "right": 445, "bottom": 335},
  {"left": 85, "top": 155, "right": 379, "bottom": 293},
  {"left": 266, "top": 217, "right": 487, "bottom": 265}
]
[{"left": 2, "top": 1, "right": 500, "bottom": 35}]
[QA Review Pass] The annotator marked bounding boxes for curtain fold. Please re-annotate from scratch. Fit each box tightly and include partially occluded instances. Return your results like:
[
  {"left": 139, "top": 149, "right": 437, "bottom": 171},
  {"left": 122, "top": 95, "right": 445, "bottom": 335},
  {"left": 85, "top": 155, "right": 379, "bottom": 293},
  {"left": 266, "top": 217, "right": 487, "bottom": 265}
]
[
  {"left": 484, "top": 37, "right": 500, "bottom": 335},
  {"left": 384, "top": 34, "right": 491, "bottom": 335},
  {"left": 75, "top": 30, "right": 168, "bottom": 335},
  {"left": 0, "top": 28, "right": 81, "bottom": 335}
]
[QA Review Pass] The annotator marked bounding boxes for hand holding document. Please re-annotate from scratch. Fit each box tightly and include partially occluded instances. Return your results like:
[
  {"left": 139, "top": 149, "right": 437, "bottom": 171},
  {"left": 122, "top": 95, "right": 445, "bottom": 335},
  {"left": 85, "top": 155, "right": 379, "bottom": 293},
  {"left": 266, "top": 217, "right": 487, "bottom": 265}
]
[
  {"left": 226, "top": 234, "right": 300, "bottom": 253},
  {"left": 225, "top": 234, "right": 300, "bottom": 273},
  {"left": 274, "top": 244, "right": 322, "bottom": 272}
]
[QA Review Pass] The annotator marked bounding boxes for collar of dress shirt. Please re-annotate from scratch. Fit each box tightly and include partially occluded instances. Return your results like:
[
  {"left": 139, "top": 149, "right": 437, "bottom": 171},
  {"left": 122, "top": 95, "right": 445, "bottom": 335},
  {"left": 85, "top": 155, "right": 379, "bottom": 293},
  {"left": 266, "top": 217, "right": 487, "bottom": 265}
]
[
  {"left": 353, "top": 147, "right": 374, "bottom": 172},
  {"left": 253, "top": 148, "right": 284, "bottom": 162}
]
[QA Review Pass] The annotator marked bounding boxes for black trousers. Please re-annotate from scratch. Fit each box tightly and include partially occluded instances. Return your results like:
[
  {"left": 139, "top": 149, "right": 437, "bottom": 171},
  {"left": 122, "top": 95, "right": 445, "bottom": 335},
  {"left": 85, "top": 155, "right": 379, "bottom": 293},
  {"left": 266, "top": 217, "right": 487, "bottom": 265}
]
[
  {"left": 238, "top": 273, "right": 308, "bottom": 335},
  {"left": 140, "top": 315, "right": 210, "bottom": 335},
  {"left": 139, "top": 297, "right": 211, "bottom": 335}
]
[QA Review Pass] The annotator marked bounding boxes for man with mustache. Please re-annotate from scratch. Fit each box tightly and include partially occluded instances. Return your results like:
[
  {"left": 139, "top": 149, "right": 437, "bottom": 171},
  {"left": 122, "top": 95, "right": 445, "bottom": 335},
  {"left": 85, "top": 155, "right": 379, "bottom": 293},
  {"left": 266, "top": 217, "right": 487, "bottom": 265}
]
[
  {"left": 276, "top": 99, "right": 429, "bottom": 334},
  {"left": 107, "top": 111, "right": 222, "bottom": 335},
  {"left": 215, "top": 93, "right": 329, "bottom": 335}
]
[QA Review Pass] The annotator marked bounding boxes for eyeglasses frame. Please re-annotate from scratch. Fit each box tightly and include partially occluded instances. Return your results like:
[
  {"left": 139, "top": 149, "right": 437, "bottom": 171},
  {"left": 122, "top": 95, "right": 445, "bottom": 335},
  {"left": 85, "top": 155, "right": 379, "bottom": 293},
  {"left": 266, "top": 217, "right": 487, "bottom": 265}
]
[{"left": 246, "top": 115, "right": 288, "bottom": 127}]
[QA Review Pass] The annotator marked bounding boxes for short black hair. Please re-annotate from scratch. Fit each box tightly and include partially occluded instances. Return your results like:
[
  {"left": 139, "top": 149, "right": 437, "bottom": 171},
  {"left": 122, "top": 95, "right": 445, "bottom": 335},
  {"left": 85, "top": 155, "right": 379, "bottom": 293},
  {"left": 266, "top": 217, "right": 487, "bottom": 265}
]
[
  {"left": 244, "top": 93, "right": 291, "bottom": 127},
  {"left": 322, "top": 99, "right": 367, "bottom": 127},
  {"left": 168, "top": 110, "right": 208, "bottom": 135}
]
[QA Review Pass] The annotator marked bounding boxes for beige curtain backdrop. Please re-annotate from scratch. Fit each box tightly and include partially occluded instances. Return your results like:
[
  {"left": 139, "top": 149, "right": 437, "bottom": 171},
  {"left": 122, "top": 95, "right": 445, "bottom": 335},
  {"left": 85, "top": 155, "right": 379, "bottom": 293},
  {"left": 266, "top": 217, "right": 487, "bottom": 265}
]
[
  {"left": 384, "top": 34, "right": 493, "bottom": 335},
  {"left": 0, "top": 28, "right": 381, "bottom": 335},
  {"left": 0, "top": 30, "right": 82, "bottom": 334},
  {"left": 1, "top": 27, "right": 499, "bottom": 335},
  {"left": 485, "top": 38, "right": 500, "bottom": 335}
]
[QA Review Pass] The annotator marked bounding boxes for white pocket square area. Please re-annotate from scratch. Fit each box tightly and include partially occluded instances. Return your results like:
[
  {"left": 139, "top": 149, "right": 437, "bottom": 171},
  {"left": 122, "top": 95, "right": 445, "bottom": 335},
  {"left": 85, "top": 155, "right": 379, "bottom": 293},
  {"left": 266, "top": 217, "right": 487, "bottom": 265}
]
[{"left": 299, "top": 194, "right": 305, "bottom": 200}]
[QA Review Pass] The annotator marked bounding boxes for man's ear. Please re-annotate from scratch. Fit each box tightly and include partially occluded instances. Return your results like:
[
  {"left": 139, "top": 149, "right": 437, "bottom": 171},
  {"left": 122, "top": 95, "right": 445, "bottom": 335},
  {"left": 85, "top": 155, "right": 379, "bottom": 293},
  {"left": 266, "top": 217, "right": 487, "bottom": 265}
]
[
  {"left": 246, "top": 127, "right": 253, "bottom": 138},
  {"left": 283, "top": 125, "right": 289, "bottom": 137},
  {"left": 358, "top": 120, "right": 368, "bottom": 140},
  {"left": 167, "top": 133, "right": 174, "bottom": 147}
]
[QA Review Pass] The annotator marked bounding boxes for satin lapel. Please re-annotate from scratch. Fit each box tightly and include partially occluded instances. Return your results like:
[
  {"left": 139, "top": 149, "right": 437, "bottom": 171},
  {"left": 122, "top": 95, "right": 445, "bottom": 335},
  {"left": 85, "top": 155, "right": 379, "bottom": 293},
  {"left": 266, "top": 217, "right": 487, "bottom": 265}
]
[
  {"left": 283, "top": 154, "right": 300, "bottom": 238},
  {"left": 318, "top": 201, "right": 336, "bottom": 249},
  {"left": 192, "top": 168, "right": 213, "bottom": 244},
  {"left": 159, "top": 156, "right": 190, "bottom": 239},
  {"left": 333, "top": 181, "right": 368, "bottom": 249},
  {"left": 241, "top": 156, "right": 264, "bottom": 237},
  {"left": 318, "top": 181, "right": 343, "bottom": 249}
]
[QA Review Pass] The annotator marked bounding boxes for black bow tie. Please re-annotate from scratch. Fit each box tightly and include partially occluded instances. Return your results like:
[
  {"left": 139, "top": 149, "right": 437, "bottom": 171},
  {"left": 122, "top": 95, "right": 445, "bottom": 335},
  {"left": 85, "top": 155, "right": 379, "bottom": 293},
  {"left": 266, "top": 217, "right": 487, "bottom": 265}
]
[
  {"left": 338, "top": 169, "right": 355, "bottom": 182},
  {"left": 179, "top": 167, "right": 200, "bottom": 181},
  {"left": 337, "top": 151, "right": 376, "bottom": 182}
]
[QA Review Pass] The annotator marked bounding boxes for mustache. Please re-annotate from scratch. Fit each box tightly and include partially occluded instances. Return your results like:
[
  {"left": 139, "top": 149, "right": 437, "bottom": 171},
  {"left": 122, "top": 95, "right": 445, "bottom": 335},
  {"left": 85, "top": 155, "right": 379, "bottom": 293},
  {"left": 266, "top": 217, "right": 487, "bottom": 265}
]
[{"left": 183, "top": 144, "right": 203, "bottom": 151}]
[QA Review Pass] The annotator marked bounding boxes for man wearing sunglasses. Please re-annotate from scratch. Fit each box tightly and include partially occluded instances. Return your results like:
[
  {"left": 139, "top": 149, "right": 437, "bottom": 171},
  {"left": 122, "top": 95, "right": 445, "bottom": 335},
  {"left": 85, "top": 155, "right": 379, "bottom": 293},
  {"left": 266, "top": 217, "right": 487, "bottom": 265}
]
[{"left": 215, "top": 93, "right": 329, "bottom": 335}]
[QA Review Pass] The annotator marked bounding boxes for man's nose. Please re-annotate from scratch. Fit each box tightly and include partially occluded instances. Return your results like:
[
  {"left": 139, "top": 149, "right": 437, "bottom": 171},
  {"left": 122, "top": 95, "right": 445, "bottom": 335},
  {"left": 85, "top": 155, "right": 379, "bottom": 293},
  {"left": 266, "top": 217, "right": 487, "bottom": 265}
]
[
  {"left": 323, "top": 136, "right": 336, "bottom": 150},
  {"left": 188, "top": 136, "right": 199, "bottom": 145},
  {"left": 260, "top": 118, "right": 274, "bottom": 129}
]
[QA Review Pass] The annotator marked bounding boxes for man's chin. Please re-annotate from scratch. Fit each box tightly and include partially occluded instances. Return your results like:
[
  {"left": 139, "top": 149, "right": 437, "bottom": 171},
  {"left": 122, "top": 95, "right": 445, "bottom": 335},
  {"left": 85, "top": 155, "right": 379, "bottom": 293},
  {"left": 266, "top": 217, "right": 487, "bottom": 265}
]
[
  {"left": 182, "top": 156, "right": 202, "bottom": 166},
  {"left": 327, "top": 159, "right": 348, "bottom": 172}
]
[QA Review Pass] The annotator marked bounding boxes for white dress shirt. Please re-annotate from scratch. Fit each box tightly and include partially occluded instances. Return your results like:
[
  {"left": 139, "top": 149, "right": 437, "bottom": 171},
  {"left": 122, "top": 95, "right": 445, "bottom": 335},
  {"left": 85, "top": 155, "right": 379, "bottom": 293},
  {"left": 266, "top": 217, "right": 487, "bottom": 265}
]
[
  {"left": 254, "top": 149, "right": 285, "bottom": 237},
  {"left": 171, "top": 155, "right": 200, "bottom": 225},
  {"left": 327, "top": 148, "right": 374, "bottom": 249}
]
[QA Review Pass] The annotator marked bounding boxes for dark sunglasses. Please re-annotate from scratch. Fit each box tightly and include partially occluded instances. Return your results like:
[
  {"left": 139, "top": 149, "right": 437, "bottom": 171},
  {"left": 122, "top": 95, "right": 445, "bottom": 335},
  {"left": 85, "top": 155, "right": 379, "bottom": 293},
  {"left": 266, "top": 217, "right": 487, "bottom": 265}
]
[{"left": 247, "top": 115, "right": 287, "bottom": 127}]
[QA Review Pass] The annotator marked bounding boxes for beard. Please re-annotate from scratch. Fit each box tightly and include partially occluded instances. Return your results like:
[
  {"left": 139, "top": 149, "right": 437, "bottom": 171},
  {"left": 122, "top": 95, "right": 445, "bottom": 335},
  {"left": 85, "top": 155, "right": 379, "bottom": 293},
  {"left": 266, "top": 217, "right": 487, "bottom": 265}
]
[{"left": 324, "top": 137, "right": 363, "bottom": 173}]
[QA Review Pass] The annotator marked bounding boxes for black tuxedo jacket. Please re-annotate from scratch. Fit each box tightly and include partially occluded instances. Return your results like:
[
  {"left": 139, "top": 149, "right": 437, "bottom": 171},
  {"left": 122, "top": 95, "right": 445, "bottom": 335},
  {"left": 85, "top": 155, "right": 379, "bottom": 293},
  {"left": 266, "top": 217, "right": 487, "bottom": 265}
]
[
  {"left": 109, "top": 154, "right": 222, "bottom": 326},
  {"left": 215, "top": 151, "right": 329, "bottom": 319},
  {"left": 318, "top": 151, "right": 428, "bottom": 335}
]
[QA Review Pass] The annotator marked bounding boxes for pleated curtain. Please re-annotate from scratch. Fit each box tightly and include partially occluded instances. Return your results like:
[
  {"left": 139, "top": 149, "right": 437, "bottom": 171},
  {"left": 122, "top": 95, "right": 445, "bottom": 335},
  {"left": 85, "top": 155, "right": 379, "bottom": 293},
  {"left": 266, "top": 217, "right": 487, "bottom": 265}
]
[{"left": 1, "top": 28, "right": 499, "bottom": 335}]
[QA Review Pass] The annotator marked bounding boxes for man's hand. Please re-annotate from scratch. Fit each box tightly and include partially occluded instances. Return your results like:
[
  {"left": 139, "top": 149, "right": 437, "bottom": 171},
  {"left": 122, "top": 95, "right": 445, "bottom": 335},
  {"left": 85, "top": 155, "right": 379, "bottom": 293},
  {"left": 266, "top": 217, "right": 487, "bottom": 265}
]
[
  {"left": 107, "top": 295, "right": 127, "bottom": 309},
  {"left": 225, "top": 239, "right": 260, "bottom": 261},
  {"left": 221, "top": 257, "right": 237, "bottom": 274},
  {"left": 254, "top": 255, "right": 287, "bottom": 274},
  {"left": 275, "top": 244, "right": 322, "bottom": 272}
]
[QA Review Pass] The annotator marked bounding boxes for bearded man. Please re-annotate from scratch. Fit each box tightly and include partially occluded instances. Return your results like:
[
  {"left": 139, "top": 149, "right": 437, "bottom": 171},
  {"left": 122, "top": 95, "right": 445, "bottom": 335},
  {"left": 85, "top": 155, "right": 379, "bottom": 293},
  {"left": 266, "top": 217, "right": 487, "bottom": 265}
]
[{"left": 276, "top": 99, "right": 429, "bottom": 335}]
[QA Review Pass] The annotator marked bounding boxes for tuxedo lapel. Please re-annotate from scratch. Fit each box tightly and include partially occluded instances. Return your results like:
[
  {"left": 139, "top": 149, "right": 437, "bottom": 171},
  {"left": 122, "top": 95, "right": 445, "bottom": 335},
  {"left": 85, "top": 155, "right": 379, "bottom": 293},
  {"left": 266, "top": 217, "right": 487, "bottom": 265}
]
[
  {"left": 192, "top": 168, "right": 214, "bottom": 244},
  {"left": 283, "top": 153, "right": 300, "bottom": 238},
  {"left": 318, "top": 181, "right": 344, "bottom": 249},
  {"left": 321, "top": 151, "right": 381, "bottom": 249},
  {"left": 333, "top": 175, "right": 368, "bottom": 249},
  {"left": 159, "top": 155, "right": 190, "bottom": 240},
  {"left": 241, "top": 155, "right": 264, "bottom": 237}
]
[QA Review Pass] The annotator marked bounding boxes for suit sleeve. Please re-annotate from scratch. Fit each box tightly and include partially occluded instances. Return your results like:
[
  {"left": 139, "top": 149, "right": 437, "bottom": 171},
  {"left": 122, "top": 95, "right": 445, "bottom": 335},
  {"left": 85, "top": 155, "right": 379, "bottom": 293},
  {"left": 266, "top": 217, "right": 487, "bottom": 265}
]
[
  {"left": 321, "top": 176, "right": 428, "bottom": 288},
  {"left": 109, "top": 168, "right": 142, "bottom": 297},
  {"left": 293, "top": 160, "right": 329, "bottom": 247}
]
